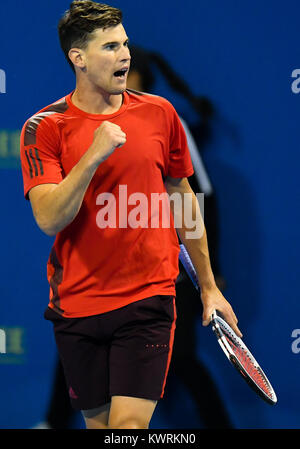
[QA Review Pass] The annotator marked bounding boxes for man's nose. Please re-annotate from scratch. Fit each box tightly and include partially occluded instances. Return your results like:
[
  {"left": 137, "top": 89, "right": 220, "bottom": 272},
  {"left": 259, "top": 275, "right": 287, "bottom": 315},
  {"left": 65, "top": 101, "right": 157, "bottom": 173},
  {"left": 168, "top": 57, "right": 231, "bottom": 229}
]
[{"left": 120, "top": 46, "right": 131, "bottom": 61}]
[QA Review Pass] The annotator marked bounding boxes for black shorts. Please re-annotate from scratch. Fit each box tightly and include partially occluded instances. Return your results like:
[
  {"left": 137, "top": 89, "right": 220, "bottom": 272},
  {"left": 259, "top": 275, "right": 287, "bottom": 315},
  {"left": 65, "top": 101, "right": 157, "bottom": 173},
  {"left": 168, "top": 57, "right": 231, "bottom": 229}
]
[{"left": 44, "top": 295, "right": 177, "bottom": 411}]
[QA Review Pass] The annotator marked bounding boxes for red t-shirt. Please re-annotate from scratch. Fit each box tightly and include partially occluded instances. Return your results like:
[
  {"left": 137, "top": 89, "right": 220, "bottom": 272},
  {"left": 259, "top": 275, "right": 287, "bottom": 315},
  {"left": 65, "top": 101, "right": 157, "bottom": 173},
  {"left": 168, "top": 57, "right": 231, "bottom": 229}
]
[{"left": 20, "top": 89, "right": 194, "bottom": 317}]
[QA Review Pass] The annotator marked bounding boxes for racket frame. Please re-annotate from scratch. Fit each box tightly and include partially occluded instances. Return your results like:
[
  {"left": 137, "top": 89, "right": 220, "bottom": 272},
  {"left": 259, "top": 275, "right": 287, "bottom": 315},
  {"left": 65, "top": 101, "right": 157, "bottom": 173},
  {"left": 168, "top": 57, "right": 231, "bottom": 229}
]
[
  {"left": 211, "top": 311, "right": 277, "bottom": 405},
  {"left": 178, "top": 244, "right": 277, "bottom": 406}
]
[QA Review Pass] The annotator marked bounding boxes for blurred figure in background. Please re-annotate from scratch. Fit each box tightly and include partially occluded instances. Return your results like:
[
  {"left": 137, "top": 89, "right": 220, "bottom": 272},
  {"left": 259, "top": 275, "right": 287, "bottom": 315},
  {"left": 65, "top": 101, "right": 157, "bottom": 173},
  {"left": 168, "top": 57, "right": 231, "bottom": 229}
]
[{"left": 35, "top": 44, "right": 232, "bottom": 430}]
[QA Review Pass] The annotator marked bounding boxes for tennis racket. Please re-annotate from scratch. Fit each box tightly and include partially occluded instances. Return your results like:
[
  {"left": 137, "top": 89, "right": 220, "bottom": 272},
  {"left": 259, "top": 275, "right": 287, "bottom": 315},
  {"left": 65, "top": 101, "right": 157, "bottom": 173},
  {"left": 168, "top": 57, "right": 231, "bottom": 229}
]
[{"left": 179, "top": 243, "right": 277, "bottom": 405}]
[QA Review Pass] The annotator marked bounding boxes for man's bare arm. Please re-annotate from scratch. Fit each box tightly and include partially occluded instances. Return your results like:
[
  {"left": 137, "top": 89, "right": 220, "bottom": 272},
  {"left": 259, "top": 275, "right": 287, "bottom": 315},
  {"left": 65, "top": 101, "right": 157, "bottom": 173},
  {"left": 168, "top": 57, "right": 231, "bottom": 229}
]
[
  {"left": 29, "top": 121, "right": 126, "bottom": 236},
  {"left": 165, "top": 176, "right": 242, "bottom": 337}
]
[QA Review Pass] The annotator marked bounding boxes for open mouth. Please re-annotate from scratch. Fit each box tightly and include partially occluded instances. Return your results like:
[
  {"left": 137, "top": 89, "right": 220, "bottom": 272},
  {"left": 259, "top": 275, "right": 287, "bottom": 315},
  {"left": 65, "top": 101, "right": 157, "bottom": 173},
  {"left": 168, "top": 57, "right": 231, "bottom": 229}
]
[{"left": 113, "top": 68, "right": 128, "bottom": 79}]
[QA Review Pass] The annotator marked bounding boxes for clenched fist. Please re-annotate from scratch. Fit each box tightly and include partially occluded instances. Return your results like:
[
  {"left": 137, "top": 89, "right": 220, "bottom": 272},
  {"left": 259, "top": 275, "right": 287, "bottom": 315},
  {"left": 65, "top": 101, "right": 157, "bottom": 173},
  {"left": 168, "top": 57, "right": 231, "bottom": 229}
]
[{"left": 88, "top": 121, "right": 126, "bottom": 165}]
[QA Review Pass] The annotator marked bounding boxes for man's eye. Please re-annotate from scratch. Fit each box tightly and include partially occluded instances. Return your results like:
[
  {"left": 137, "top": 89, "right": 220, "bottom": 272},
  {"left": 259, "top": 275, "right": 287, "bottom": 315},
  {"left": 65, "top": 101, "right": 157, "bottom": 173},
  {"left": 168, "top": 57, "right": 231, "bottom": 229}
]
[{"left": 106, "top": 44, "right": 116, "bottom": 50}]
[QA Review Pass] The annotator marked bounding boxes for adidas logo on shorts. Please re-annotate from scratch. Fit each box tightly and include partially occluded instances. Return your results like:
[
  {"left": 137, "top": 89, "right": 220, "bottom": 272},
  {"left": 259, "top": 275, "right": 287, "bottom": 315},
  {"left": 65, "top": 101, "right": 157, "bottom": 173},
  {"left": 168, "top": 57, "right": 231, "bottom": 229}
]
[{"left": 69, "top": 386, "right": 78, "bottom": 399}]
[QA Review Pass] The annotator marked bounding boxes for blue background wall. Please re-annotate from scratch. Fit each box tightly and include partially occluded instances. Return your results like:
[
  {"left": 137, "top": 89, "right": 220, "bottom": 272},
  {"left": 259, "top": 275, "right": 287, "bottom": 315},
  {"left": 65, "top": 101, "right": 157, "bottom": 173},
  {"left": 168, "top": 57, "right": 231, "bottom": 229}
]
[{"left": 0, "top": 0, "right": 299, "bottom": 429}]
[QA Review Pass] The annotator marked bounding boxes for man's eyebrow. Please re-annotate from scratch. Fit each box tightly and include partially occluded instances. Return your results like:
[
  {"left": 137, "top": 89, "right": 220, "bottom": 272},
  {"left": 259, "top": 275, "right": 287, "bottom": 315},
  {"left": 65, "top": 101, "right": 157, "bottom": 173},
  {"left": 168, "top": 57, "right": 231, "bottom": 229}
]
[{"left": 102, "top": 38, "right": 130, "bottom": 46}]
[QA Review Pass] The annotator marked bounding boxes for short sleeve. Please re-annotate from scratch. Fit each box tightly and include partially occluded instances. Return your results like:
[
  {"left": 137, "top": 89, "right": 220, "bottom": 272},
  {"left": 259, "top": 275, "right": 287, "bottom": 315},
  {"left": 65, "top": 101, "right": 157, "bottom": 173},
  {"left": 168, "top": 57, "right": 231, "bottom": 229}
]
[
  {"left": 20, "top": 115, "right": 64, "bottom": 199},
  {"left": 167, "top": 103, "right": 194, "bottom": 178}
]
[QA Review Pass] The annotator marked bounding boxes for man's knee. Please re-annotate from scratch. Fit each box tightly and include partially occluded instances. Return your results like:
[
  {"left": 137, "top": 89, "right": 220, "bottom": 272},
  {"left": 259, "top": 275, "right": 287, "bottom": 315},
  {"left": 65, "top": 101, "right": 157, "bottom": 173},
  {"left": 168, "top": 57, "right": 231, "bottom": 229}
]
[
  {"left": 85, "top": 419, "right": 109, "bottom": 429},
  {"left": 82, "top": 402, "right": 111, "bottom": 429},
  {"left": 108, "top": 395, "right": 157, "bottom": 429},
  {"left": 109, "top": 416, "right": 149, "bottom": 429}
]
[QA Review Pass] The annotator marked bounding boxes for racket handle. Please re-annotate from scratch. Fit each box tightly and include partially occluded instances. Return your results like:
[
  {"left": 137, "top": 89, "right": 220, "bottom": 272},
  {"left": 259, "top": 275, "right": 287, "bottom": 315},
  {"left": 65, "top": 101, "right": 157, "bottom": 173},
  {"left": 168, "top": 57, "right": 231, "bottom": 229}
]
[{"left": 179, "top": 244, "right": 199, "bottom": 291}]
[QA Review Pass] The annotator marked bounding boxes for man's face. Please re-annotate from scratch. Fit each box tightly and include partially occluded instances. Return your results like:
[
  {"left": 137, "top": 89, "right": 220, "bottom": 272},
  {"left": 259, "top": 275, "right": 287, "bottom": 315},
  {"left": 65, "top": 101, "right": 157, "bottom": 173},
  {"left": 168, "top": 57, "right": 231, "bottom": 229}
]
[{"left": 81, "top": 23, "right": 131, "bottom": 95}]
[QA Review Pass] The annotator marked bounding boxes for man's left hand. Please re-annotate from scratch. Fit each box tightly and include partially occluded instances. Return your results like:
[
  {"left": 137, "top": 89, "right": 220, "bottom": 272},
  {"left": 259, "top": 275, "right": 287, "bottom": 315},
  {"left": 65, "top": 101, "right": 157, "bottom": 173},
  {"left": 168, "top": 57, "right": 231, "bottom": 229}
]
[{"left": 201, "top": 286, "right": 242, "bottom": 337}]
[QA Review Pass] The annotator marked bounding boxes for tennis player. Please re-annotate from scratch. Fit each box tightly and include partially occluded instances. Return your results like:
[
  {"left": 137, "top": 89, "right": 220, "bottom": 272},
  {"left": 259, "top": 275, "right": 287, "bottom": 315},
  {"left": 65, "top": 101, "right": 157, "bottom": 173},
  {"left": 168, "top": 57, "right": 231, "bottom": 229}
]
[{"left": 20, "top": 1, "right": 241, "bottom": 429}]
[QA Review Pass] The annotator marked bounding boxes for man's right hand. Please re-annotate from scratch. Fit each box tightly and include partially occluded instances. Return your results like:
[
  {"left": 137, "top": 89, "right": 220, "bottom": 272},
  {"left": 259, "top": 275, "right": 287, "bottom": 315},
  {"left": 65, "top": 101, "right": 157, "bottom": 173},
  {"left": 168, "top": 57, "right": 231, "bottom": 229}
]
[{"left": 88, "top": 121, "right": 127, "bottom": 165}]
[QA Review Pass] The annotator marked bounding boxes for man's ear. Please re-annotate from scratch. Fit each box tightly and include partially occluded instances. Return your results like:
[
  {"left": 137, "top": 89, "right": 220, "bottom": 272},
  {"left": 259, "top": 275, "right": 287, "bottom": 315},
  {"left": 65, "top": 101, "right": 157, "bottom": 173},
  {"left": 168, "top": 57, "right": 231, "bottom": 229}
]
[{"left": 68, "top": 48, "right": 86, "bottom": 70}]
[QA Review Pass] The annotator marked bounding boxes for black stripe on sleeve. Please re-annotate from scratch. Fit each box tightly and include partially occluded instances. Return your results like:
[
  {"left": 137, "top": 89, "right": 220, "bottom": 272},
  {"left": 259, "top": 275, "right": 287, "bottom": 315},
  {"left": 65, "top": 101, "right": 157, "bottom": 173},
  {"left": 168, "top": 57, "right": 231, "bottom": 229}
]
[
  {"left": 29, "top": 148, "right": 39, "bottom": 177},
  {"left": 34, "top": 148, "right": 44, "bottom": 175},
  {"left": 25, "top": 150, "right": 33, "bottom": 178}
]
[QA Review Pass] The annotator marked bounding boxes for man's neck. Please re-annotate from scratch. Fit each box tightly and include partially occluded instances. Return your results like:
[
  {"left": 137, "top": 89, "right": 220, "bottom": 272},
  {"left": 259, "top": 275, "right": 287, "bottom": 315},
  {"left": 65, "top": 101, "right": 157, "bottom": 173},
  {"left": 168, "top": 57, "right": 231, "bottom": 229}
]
[{"left": 71, "top": 81, "right": 123, "bottom": 115}]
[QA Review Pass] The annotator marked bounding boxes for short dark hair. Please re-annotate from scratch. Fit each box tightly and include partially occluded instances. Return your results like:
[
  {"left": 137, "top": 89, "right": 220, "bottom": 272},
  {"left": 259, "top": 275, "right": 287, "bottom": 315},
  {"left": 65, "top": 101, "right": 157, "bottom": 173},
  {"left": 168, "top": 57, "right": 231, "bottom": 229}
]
[{"left": 58, "top": 1, "right": 123, "bottom": 72}]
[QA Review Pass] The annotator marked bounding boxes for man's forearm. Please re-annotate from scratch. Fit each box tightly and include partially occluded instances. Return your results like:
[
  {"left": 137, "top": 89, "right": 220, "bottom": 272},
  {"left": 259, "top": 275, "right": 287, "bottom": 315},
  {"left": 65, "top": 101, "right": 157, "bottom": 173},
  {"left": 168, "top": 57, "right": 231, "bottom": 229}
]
[
  {"left": 166, "top": 176, "right": 241, "bottom": 336},
  {"left": 176, "top": 195, "right": 216, "bottom": 292},
  {"left": 30, "top": 149, "right": 101, "bottom": 236},
  {"left": 178, "top": 224, "right": 216, "bottom": 292},
  {"left": 166, "top": 177, "right": 216, "bottom": 292}
]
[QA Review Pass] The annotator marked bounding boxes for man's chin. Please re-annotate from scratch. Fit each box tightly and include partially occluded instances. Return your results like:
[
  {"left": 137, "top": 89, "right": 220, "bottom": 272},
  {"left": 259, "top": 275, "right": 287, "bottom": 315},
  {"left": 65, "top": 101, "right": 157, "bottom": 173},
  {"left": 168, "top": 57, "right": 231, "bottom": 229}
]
[
  {"left": 94, "top": 83, "right": 127, "bottom": 96},
  {"left": 110, "top": 86, "right": 126, "bottom": 95}
]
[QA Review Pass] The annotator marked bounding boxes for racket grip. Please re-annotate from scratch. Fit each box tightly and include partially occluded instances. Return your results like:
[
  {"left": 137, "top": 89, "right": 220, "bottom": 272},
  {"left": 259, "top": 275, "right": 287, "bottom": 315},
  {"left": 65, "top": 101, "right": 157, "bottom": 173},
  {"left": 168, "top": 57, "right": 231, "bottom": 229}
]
[{"left": 179, "top": 244, "right": 199, "bottom": 291}]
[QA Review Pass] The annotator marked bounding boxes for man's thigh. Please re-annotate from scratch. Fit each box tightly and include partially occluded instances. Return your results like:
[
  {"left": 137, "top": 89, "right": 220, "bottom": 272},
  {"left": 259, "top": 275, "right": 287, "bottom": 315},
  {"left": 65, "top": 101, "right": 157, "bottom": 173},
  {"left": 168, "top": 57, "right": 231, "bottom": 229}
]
[
  {"left": 44, "top": 307, "right": 111, "bottom": 411},
  {"left": 109, "top": 296, "right": 177, "bottom": 402},
  {"left": 44, "top": 296, "right": 176, "bottom": 425}
]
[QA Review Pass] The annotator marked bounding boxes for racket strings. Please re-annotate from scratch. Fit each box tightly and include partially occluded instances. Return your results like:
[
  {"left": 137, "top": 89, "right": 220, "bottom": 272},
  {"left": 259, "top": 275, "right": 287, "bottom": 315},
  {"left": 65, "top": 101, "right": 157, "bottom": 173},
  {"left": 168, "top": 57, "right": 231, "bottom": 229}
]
[{"left": 220, "top": 324, "right": 273, "bottom": 398}]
